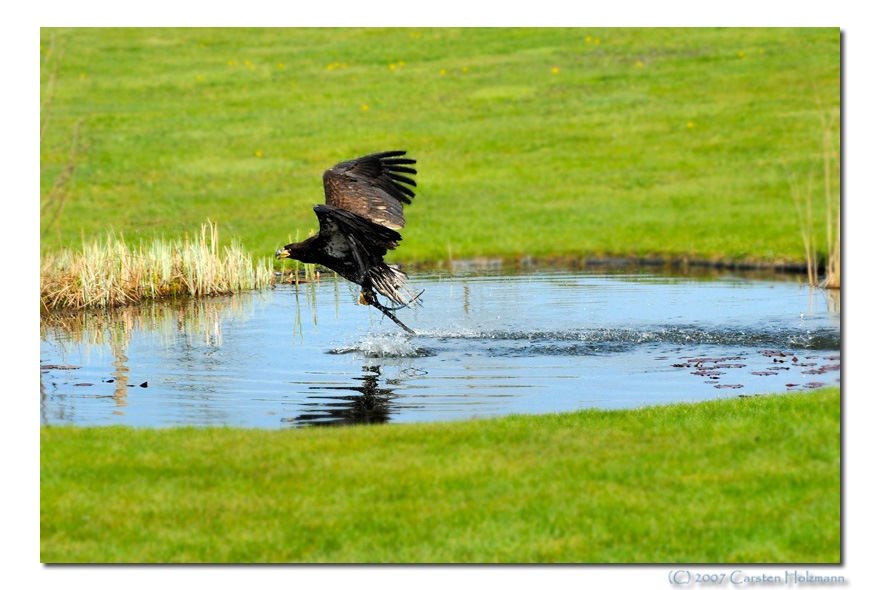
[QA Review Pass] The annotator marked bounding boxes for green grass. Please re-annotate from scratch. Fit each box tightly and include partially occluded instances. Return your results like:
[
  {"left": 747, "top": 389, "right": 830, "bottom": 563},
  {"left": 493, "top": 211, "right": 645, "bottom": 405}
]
[
  {"left": 39, "top": 28, "right": 841, "bottom": 565},
  {"left": 41, "top": 387, "right": 840, "bottom": 563},
  {"left": 40, "top": 27, "right": 840, "bottom": 266}
]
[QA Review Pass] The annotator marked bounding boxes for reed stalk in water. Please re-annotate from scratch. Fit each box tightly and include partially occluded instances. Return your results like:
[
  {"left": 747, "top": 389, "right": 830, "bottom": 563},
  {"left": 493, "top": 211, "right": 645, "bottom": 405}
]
[
  {"left": 819, "top": 109, "right": 841, "bottom": 290},
  {"left": 782, "top": 109, "right": 840, "bottom": 289}
]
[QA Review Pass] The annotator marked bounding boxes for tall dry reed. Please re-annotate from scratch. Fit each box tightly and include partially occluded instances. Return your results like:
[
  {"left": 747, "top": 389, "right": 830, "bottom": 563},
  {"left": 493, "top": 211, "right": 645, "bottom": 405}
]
[
  {"left": 41, "top": 33, "right": 85, "bottom": 239},
  {"left": 819, "top": 110, "right": 841, "bottom": 289},
  {"left": 40, "top": 221, "right": 275, "bottom": 312},
  {"left": 783, "top": 109, "right": 840, "bottom": 289}
]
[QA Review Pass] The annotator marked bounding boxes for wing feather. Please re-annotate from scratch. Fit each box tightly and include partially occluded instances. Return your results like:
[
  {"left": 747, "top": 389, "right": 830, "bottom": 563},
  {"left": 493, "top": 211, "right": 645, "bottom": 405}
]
[
  {"left": 386, "top": 173, "right": 417, "bottom": 187},
  {"left": 322, "top": 150, "right": 418, "bottom": 230}
]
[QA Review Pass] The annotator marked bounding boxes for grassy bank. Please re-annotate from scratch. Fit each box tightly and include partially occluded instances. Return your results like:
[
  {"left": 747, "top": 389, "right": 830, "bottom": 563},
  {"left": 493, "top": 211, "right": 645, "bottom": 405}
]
[
  {"left": 40, "top": 27, "right": 840, "bottom": 267},
  {"left": 41, "top": 388, "right": 840, "bottom": 563}
]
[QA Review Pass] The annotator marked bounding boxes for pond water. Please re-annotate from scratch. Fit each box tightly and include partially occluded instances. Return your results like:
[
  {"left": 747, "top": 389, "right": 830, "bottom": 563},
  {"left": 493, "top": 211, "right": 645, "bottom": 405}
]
[{"left": 40, "top": 266, "right": 841, "bottom": 428}]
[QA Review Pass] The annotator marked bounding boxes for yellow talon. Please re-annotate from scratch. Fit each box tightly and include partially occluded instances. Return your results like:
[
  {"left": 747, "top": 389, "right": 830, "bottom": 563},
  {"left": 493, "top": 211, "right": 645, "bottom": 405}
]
[{"left": 359, "top": 293, "right": 368, "bottom": 305}]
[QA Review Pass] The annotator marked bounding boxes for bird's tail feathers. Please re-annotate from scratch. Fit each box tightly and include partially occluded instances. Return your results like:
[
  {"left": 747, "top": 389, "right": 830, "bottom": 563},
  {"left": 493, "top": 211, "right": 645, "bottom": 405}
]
[{"left": 368, "top": 264, "right": 422, "bottom": 308}]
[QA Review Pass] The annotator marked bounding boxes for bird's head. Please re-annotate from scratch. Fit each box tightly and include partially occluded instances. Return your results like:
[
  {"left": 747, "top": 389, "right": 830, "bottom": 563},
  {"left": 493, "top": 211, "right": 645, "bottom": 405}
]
[{"left": 274, "top": 245, "right": 292, "bottom": 260}]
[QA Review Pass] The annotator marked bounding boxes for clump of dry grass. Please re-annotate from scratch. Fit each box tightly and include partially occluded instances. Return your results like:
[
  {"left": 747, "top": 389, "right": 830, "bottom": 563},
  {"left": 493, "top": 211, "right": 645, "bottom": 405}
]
[{"left": 40, "top": 221, "right": 275, "bottom": 312}]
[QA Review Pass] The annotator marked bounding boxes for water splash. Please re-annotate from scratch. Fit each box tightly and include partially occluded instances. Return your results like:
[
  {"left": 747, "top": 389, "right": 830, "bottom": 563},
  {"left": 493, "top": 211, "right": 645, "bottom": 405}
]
[{"left": 330, "top": 332, "right": 430, "bottom": 358}]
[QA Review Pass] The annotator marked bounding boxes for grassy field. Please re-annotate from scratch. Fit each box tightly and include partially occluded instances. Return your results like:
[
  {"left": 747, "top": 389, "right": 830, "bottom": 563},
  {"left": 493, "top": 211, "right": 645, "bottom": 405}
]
[
  {"left": 41, "top": 388, "right": 839, "bottom": 563},
  {"left": 39, "top": 28, "right": 841, "bottom": 565},
  {"left": 40, "top": 27, "right": 840, "bottom": 266}
]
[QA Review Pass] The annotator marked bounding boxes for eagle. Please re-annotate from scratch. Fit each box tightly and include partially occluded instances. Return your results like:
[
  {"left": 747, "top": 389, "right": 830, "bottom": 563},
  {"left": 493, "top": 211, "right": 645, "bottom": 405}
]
[{"left": 275, "top": 150, "right": 421, "bottom": 334}]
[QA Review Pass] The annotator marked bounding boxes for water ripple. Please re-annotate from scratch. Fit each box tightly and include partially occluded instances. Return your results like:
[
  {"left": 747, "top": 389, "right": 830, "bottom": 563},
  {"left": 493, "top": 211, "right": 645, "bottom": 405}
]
[
  {"left": 328, "top": 325, "right": 839, "bottom": 360},
  {"left": 416, "top": 325, "right": 840, "bottom": 352}
]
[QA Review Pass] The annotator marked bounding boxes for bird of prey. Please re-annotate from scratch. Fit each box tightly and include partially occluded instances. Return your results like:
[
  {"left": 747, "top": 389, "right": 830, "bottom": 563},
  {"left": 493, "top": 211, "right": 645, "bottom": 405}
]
[{"left": 275, "top": 150, "right": 421, "bottom": 334}]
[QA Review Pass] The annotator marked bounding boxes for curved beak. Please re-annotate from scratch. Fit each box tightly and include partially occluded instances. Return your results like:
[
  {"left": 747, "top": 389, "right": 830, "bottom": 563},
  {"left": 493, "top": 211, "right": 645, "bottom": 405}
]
[{"left": 275, "top": 248, "right": 290, "bottom": 260}]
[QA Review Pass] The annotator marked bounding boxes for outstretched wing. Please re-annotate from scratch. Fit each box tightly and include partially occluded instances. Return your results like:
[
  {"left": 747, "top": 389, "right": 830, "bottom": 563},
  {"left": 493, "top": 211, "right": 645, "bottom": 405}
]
[{"left": 322, "top": 150, "right": 417, "bottom": 231}]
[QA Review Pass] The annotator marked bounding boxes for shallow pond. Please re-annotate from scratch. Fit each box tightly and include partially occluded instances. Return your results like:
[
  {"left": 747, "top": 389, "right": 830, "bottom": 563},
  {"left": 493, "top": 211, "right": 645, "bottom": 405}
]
[{"left": 40, "top": 266, "right": 841, "bottom": 428}]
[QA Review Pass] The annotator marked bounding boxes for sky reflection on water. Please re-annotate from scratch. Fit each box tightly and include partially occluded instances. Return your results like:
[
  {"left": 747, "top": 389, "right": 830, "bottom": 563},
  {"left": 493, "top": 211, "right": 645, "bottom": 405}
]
[{"left": 40, "top": 268, "right": 840, "bottom": 428}]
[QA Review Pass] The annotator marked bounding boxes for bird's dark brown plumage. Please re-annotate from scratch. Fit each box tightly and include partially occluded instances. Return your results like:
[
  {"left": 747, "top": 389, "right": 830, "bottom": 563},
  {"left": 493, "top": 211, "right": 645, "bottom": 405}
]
[
  {"left": 275, "top": 150, "right": 421, "bottom": 331},
  {"left": 323, "top": 150, "right": 416, "bottom": 231}
]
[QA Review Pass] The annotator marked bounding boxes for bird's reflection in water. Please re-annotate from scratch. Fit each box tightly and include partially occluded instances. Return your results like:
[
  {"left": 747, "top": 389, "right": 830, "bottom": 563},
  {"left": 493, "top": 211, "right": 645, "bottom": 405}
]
[{"left": 289, "top": 365, "right": 400, "bottom": 427}]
